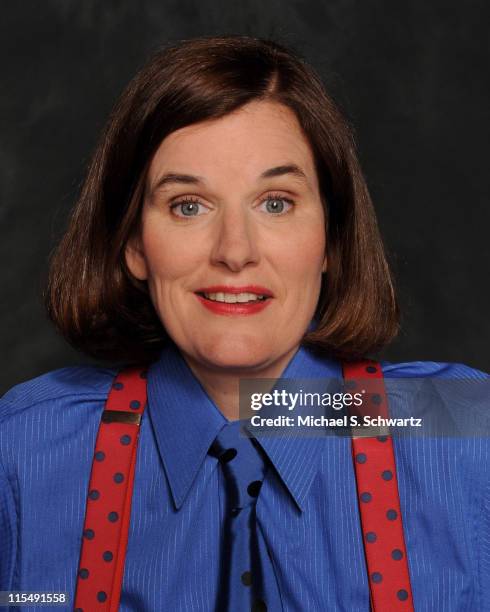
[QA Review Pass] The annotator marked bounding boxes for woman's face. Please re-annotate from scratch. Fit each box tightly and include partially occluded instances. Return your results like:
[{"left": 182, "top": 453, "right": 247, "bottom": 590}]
[{"left": 126, "top": 100, "right": 327, "bottom": 374}]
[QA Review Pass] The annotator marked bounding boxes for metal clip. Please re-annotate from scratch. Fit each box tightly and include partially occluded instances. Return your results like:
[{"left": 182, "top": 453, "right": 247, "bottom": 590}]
[{"left": 101, "top": 410, "right": 142, "bottom": 426}]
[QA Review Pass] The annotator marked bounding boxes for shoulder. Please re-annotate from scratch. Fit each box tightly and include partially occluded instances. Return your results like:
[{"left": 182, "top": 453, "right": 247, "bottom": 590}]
[
  {"left": 379, "top": 358, "right": 488, "bottom": 412},
  {"left": 378, "top": 359, "right": 489, "bottom": 448},
  {"left": 0, "top": 364, "right": 118, "bottom": 425},
  {"left": 380, "top": 359, "right": 488, "bottom": 379}
]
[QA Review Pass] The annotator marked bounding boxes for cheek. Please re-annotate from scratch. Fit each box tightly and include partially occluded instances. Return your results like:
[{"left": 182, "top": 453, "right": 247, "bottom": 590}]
[
  {"left": 273, "top": 224, "right": 326, "bottom": 291},
  {"left": 141, "top": 223, "right": 202, "bottom": 286}
]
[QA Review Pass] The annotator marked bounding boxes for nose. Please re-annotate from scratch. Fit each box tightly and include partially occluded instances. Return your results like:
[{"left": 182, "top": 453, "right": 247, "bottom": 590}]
[{"left": 210, "top": 205, "right": 260, "bottom": 272}]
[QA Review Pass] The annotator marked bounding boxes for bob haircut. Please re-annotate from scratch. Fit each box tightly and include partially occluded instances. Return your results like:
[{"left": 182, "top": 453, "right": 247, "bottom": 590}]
[{"left": 46, "top": 35, "right": 399, "bottom": 364}]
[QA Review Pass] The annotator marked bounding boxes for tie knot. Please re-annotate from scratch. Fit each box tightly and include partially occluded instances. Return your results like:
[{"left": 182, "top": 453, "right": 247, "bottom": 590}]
[
  {"left": 209, "top": 439, "right": 238, "bottom": 463},
  {"left": 208, "top": 421, "right": 248, "bottom": 457},
  {"left": 209, "top": 422, "right": 268, "bottom": 509}
]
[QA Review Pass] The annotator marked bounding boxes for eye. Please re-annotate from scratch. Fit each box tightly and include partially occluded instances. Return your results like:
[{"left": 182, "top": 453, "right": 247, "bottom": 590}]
[
  {"left": 258, "top": 193, "right": 294, "bottom": 215},
  {"left": 170, "top": 198, "right": 209, "bottom": 218}
]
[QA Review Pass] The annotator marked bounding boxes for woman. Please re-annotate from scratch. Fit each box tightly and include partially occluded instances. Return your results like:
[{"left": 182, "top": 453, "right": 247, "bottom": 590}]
[{"left": 0, "top": 36, "right": 488, "bottom": 612}]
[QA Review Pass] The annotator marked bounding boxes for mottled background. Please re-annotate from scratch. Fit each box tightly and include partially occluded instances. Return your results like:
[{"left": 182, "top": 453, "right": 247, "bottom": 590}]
[{"left": 1, "top": 1, "right": 489, "bottom": 394}]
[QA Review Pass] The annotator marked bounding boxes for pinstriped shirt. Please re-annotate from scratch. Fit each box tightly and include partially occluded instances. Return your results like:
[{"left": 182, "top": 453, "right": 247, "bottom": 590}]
[{"left": 0, "top": 343, "right": 489, "bottom": 611}]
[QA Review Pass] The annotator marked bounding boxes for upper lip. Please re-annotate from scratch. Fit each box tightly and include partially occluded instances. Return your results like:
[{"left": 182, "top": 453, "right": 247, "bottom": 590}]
[{"left": 195, "top": 285, "right": 274, "bottom": 297}]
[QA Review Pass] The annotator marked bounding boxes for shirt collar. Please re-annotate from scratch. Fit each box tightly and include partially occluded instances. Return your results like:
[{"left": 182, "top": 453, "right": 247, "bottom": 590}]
[
  {"left": 147, "top": 342, "right": 227, "bottom": 509},
  {"left": 147, "top": 340, "right": 340, "bottom": 512},
  {"left": 248, "top": 346, "right": 341, "bottom": 512}
]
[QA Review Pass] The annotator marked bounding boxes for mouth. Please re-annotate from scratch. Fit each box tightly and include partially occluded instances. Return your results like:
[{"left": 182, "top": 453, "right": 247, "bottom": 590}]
[{"left": 194, "top": 285, "right": 273, "bottom": 315}]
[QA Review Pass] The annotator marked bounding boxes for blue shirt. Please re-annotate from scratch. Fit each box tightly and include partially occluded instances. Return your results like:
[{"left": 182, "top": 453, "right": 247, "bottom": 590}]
[{"left": 0, "top": 343, "right": 489, "bottom": 611}]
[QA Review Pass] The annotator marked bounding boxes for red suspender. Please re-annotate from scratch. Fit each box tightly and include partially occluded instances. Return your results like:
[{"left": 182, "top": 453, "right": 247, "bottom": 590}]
[
  {"left": 74, "top": 366, "right": 148, "bottom": 612},
  {"left": 343, "top": 360, "right": 414, "bottom": 611},
  {"left": 75, "top": 361, "right": 414, "bottom": 611}
]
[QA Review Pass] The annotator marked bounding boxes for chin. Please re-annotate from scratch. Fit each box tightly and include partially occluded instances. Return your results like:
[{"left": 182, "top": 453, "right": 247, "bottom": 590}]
[{"left": 195, "top": 333, "right": 275, "bottom": 372}]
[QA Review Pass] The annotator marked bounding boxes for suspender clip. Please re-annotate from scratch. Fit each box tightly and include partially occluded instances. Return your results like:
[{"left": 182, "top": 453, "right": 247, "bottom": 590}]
[{"left": 101, "top": 410, "right": 142, "bottom": 425}]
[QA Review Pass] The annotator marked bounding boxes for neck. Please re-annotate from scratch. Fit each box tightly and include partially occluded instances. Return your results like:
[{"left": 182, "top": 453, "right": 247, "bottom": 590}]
[{"left": 182, "top": 347, "right": 299, "bottom": 421}]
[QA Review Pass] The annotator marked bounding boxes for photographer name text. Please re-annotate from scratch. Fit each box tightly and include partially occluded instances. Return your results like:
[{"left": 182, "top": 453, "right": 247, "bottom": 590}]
[{"left": 249, "top": 415, "right": 423, "bottom": 428}]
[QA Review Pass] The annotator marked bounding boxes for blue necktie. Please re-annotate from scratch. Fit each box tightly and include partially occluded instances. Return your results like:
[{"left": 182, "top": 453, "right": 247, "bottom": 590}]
[{"left": 209, "top": 420, "right": 272, "bottom": 612}]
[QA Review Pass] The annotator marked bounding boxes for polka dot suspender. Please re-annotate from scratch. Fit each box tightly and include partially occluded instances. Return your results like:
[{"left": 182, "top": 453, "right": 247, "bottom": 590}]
[
  {"left": 74, "top": 366, "right": 148, "bottom": 612},
  {"left": 343, "top": 360, "right": 414, "bottom": 611},
  {"left": 74, "top": 361, "right": 414, "bottom": 611}
]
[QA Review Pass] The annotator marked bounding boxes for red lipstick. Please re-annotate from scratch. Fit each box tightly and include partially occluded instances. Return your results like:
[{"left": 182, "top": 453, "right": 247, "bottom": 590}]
[
  {"left": 195, "top": 285, "right": 273, "bottom": 296},
  {"left": 194, "top": 285, "right": 273, "bottom": 316}
]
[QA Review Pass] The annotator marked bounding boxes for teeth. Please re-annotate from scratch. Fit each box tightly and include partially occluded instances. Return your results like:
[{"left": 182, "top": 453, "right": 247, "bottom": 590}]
[
  {"left": 236, "top": 294, "right": 250, "bottom": 303},
  {"left": 203, "top": 292, "right": 266, "bottom": 303}
]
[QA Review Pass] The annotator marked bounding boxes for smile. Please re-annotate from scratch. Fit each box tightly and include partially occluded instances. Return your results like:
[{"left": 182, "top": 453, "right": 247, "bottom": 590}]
[
  {"left": 202, "top": 292, "right": 268, "bottom": 303},
  {"left": 194, "top": 285, "right": 273, "bottom": 315}
]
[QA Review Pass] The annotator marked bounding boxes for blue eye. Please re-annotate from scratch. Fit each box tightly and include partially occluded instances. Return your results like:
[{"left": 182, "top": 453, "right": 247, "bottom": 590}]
[
  {"left": 260, "top": 195, "right": 294, "bottom": 215},
  {"left": 170, "top": 199, "right": 208, "bottom": 217}
]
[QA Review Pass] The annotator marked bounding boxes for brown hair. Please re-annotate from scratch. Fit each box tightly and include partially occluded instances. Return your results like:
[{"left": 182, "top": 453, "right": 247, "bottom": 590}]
[{"left": 45, "top": 35, "right": 399, "bottom": 364}]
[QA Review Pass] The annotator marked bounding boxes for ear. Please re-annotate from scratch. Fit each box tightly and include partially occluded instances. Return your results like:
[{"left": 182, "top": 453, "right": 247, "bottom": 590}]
[{"left": 125, "top": 235, "right": 149, "bottom": 281}]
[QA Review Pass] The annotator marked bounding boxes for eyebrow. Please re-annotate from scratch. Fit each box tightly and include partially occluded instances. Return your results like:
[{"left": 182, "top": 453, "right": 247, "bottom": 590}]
[
  {"left": 259, "top": 164, "right": 307, "bottom": 181},
  {"left": 149, "top": 164, "right": 308, "bottom": 195}
]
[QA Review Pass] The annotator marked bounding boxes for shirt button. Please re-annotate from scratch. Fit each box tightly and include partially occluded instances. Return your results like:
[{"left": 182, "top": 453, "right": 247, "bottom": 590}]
[
  {"left": 241, "top": 571, "right": 252, "bottom": 586},
  {"left": 252, "top": 599, "right": 267, "bottom": 611}
]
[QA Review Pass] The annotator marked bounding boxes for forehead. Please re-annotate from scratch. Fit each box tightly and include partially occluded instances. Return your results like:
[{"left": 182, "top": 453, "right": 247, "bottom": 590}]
[{"left": 147, "top": 100, "right": 318, "bottom": 188}]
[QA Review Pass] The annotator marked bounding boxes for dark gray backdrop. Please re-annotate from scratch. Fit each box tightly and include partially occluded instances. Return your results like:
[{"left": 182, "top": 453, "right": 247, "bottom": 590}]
[{"left": 1, "top": 1, "right": 489, "bottom": 395}]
